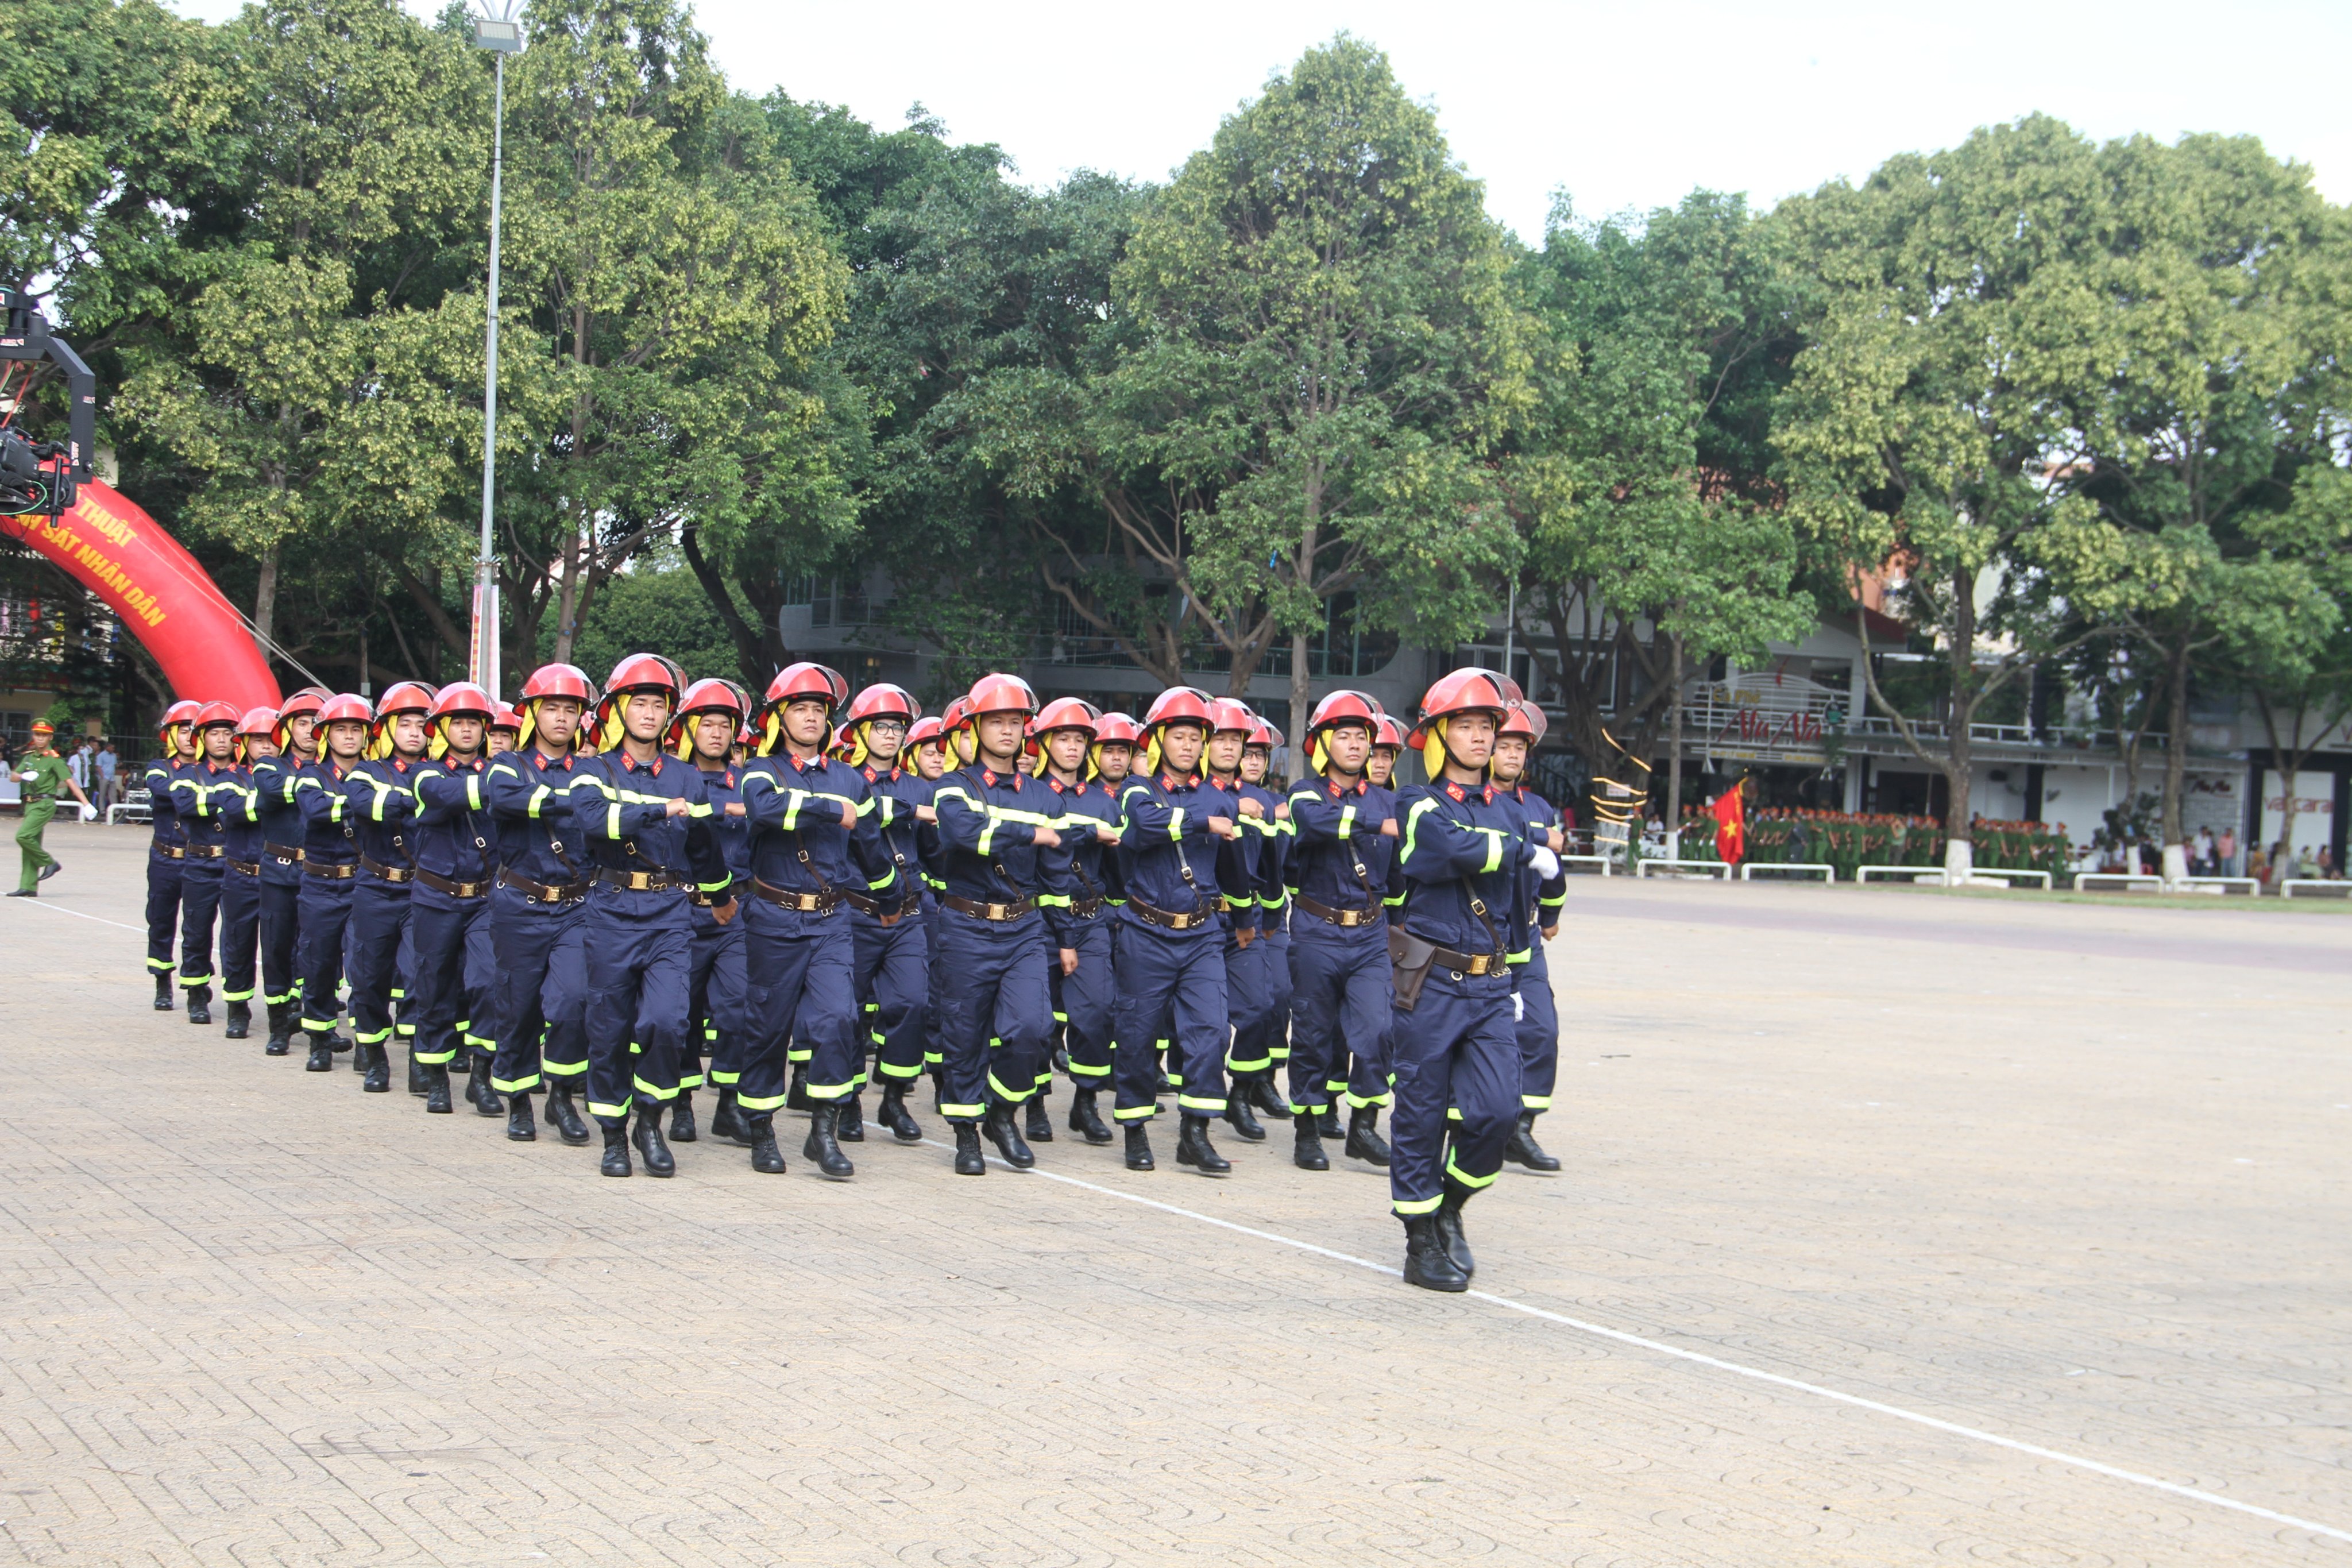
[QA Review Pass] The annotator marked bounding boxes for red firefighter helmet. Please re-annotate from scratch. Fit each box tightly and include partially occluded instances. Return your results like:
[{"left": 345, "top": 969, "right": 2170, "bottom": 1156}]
[
  {"left": 965, "top": 672, "right": 1040, "bottom": 719},
  {"left": 1092, "top": 712, "right": 1141, "bottom": 747},
  {"left": 905, "top": 715, "right": 946, "bottom": 752},
  {"left": 1414, "top": 667, "right": 1521, "bottom": 732},
  {"left": 1243, "top": 717, "right": 1280, "bottom": 750},
  {"left": 592, "top": 654, "right": 684, "bottom": 750},
  {"left": 1030, "top": 696, "right": 1102, "bottom": 737},
  {"left": 1204, "top": 696, "right": 1254, "bottom": 736},
  {"left": 734, "top": 724, "right": 756, "bottom": 750},
  {"left": 1142, "top": 686, "right": 1215, "bottom": 734},
  {"left": 430, "top": 682, "right": 495, "bottom": 723},
  {"left": 489, "top": 705, "right": 524, "bottom": 735},
  {"left": 315, "top": 693, "right": 373, "bottom": 729},
  {"left": 1371, "top": 713, "right": 1408, "bottom": 752},
  {"left": 234, "top": 705, "right": 278, "bottom": 737},
  {"left": 159, "top": 698, "right": 202, "bottom": 745},
  {"left": 940, "top": 695, "right": 976, "bottom": 732},
  {"left": 192, "top": 700, "right": 241, "bottom": 731},
  {"left": 844, "top": 682, "right": 918, "bottom": 727},
  {"left": 763, "top": 662, "right": 851, "bottom": 713},
  {"left": 366, "top": 682, "right": 435, "bottom": 759},
  {"left": 1499, "top": 700, "right": 1548, "bottom": 744},
  {"left": 1308, "top": 689, "right": 1383, "bottom": 736},
  {"left": 936, "top": 694, "right": 979, "bottom": 764},
  {"left": 271, "top": 689, "right": 326, "bottom": 752},
  {"left": 519, "top": 663, "right": 596, "bottom": 706},
  {"left": 667, "top": 677, "right": 748, "bottom": 757}
]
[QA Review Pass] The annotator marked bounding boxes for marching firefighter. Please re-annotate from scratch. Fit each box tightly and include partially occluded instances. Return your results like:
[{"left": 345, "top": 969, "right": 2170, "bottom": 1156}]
[
  {"left": 343, "top": 682, "right": 435, "bottom": 1094},
  {"left": 1032, "top": 697, "right": 1120, "bottom": 1146},
  {"left": 1111, "top": 687, "right": 1250, "bottom": 1174},
  {"left": 738, "top": 662, "right": 878, "bottom": 1179},
  {"left": 409, "top": 682, "right": 502, "bottom": 1117},
  {"left": 903, "top": 710, "right": 952, "bottom": 1092},
  {"left": 930, "top": 673, "right": 1071, "bottom": 1175},
  {"left": 1385, "top": 670, "right": 1560, "bottom": 1292},
  {"left": 167, "top": 701, "right": 245, "bottom": 1026},
  {"left": 143, "top": 700, "right": 200, "bottom": 1008},
  {"left": 293, "top": 694, "right": 372, "bottom": 1067},
  {"left": 10, "top": 718, "right": 91, "bottom": 898},
  {"left": 250, "top": 691, "right": 324, "bottom": 1054},
  {"left": 1202, "top": 698, "right": 1276, "bottom": 1143},
  {"left": 1491, "top": 700, "right": 1567, "bottom": 1174},
  {"left": 1366, "top": 714, "right": 1405, "bottom": 788},
  {"left": 483, "top": 665, "right": 599, "bottom": 1148},
  {"left": 667, "top": 677, "right": 753, "bottom": 1146},
  {"left": 574, "top": 654, "right": 731, "bottom": 1179},
  {"left": 487, "top": 706, "right": 522, "bottom": 756},
  {"left": 212, "top": 708, "right": 277, "bottom": 1039},
  {"left": 1283, "top": 689, "right": 1400, "bottom": 1171},
  {"left": 1239, "top": 715, "right": 1297, "bottom": 1126},
  {"left": 840, "top": 682, "right": 932, "bottom": 1145}
]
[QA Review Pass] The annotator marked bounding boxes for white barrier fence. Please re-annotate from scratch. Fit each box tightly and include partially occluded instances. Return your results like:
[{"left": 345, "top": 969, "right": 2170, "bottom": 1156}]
[
  {"left": 1633, "top": 858, "right": 1733, "bottom": 880},
  {"left": 1561, "top": 854, "right": 1614, "bottom": 877},
  {"left": 1738, "top": 862, "right": 1834, "bottom": 882},
  {"left": 2075, "top": 873, "right": 2163, "bottom": 894},
  {"left": 2280, "top": 878, "right": 2352, "bottom": 900}
]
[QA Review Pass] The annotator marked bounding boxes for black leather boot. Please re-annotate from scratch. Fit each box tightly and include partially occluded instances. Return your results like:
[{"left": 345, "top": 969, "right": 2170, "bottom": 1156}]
[
  {"left": 1401, "top": 1213, "right": 1469, "bottom": 1292},
  {"left": 802, "top": 1103, "right": 855, "bottom": 1180},
  {"left": 424, "top": 1064, "right": 453, "bottom": 1114},
  {"left": 1503, "top": 1110, "right": 1562, "bottom": 1173},
  {"left": 836, "top": 1092, "right": 864, "bottom": 1143},
  {"left": 360, "top": 1039, "right": 391, "bottom": 1093},
  {"left": 1434, "top": 1178, "right": 1476, "bottom": 1277},
  {"left": 545, "top": 1085, "right": 592, "bottom": 1145},
  {"left": 632, "top": 1107, "right": 676, "bottom": 1177},
  {"left": 1315, "top": 1104, "right": 1344, "bottom": 1139},
  {"left": 1346, "top": 1105, "right": 1392, "bottom": 1167},
  {"left": 747, "top": 1112, "right": 785, "bottom": 1173},
  {"left": 785, "top": 1063, "right": 811, "bottom": 1111},
  {"left": 1250, "top": 1076, "right": 1289, "bottom": 1119},
  {"left": 983, "top": 1100, "right": 1035, "bottom": 1169},
  {"left": 449, "top": 1052, "right": 469, "bottom": 1075},
  {"left": 1024, "top": 1095, "right": 1054, "bottom": 1144},
  {"left": 506, "top": 1091, "right": 536, "bottom": 1142},
  {"left": 153, "top": 970, "right": 175, "bottom": 1011},
  {"left": 709, "top": 1087, "right": 752, "bottom": 1146},
  {"left": 600, "top": 1120, "right": 631, "bottom": 1177},
  {"left": 669, "top": 1090, "right": 697, "bottom": 1143},
  {"left": 1067, "top": 1088, "right": 1113, "bottom": 1145},
  {"left": 264, "top": 1002, "right": 291, "bottom": 1056},
  {"left": 877, "top": 1083, "right": 922, "bottom": 1143},
  {"left": 1124, "top": 1122, "right": 1154, "bottom": 1171},
  {"left": 952, "top": 1122, "right": 986, "bottom": 1175},
  {"left": 1293, "top": 1111, "right": 1330, "bottom": 1171},
  {"left": 407, "top": 1050, "right": 430, "bottom": 1095},
  {"left": 223, "top": 1001, "right": 252, "bottom": 1041},
  {"left": 1175, "top": 1113, "right": 1230, "bottom": 1175},
  {"left": 303, "top": 1035, "right": 335, "bottom": 1072},
  {"left": 186, "top": 986, "right": 211, "bottom": 1026},
  {"left": 469, "top": 1060, "right": 503, "bottom": 1117},
  {"left": 1221, "top": 1092, "right": 1265, "bottom": 1143}
]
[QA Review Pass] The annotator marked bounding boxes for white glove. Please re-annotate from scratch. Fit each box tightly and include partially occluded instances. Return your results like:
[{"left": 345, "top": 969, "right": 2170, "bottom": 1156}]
[
  {"left": 79, "top": 803, "right": 97, "bottom": 822},
  {"left": 1512, "top": 991, "right": 1526, "bottom": 1021},
  {"left": 1528, "top": 844, "right": 1560, "bottom": 880}
]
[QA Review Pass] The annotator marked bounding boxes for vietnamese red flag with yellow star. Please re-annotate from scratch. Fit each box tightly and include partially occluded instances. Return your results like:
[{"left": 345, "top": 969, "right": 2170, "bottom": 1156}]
[{"left": 1710, "top": 785, "right": 1746, "bottom": 867}]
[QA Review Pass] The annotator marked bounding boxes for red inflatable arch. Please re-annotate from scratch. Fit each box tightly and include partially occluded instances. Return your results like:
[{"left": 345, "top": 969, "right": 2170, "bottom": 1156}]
[{"left": 1, "top": 478, "right": 280, "bottom": 713}]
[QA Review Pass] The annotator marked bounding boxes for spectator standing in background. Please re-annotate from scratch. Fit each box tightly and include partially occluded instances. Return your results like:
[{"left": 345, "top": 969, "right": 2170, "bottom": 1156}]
[
  {"left": 69, "top": 740, "right": 92, "bottom": 798},
  {"left": 2217, "top": 826, "right": 2238, "bottom": 879},
  {"left": 2190, "top": 827, "right": 2215, "bottom": 876}
]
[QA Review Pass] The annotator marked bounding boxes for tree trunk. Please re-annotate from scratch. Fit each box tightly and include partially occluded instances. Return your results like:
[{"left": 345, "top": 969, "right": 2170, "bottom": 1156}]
[
  {"left": 682, "top": 527, "right": 785, "bottom": 690},
  {"left": 551, "top": 526, "right": 582, "bottom": 667},
  {"left": 1289, "top": 481, "right": 1322, "bottom": 754},
  {"left": 253, "top": 539, "right": 280, "bottom": 669},
  {"left": 1941, "top": 566, "right": 1976, "bottom": 883},
  {"left": 1663, "top": 632, "right": 1684, "bottom": 859},
  {"left": 2160, "top": 638, "right": 2190, "bottom": 879}
]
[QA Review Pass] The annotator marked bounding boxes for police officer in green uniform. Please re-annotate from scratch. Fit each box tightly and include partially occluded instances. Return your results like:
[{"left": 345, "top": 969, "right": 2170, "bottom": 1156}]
[{"left": 11, "top": 720, "right": 92, "bottom": 897}]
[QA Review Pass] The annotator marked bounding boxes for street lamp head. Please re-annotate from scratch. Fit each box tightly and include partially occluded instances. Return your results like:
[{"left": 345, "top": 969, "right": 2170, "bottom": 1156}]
[{"left": 472, "top": 16, "right": 522, "bottom": 51}]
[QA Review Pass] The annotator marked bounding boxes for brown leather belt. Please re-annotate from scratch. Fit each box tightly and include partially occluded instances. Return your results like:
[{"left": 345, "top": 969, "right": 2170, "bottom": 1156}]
[
  {"left": 1422, "top": 941, "right": 1500, "bottom": 976},
  {"left": 596, "top": 866, "right": 689, "bottom": 893},
  {"left": 841, "top": 886, "right": 921, "bottom": 924},
  {"left": 751, "top": 876, "right": 839, "bottom": 914},
  {"left": 1295, "top": 893, "right": 1378, "bottom": 928},
  {"left": 1072, "top": 895, "right": 1104, "bottom": 919},
  {"left": 303, "top": 859, "right": 356, "bottom": 881},
  {"left": 184, "top": 844, "right": 225, "bottom": 860},
  {"left": 943, "top": 894, "right": 1036, "bottom": 922},
  {"left": 416, "top": 867, "right": 489, "bottom": 899},
  {"left": 227, "top": 858, "right": 262, "bottom": 878},
  {"left": 689, "top": 880, "right": 745, "bottom": 908},
  {"left": 157, "top": 844, "right": 187, "bottom": 859},
  {"left": 265, "top": 842, "right": 306, "bottom": 863},
  {"left": 1127, "top": 895, "right": 1222, "bottom": 932},
  {"left": 497, "top": 867, "right": 590, "bottom": 903},
  {"left": 358, "top": 852, "right": 413, "bottom": 885}
]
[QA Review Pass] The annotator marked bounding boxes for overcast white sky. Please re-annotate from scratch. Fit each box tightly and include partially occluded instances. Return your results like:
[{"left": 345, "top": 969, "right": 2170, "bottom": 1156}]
[{"left": 174, "top": 0, "right": 2352, "bottom": 242}]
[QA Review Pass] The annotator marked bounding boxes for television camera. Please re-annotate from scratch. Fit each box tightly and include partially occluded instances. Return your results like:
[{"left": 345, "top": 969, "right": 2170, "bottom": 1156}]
[{"left": 0, "top": 288, "right": 96, "bottom": 519}]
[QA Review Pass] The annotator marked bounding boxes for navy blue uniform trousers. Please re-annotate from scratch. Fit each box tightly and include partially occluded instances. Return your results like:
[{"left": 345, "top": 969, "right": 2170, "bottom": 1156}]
[
  {"left": 258, "top": 876, "right": 300, "bottom": 1011},
  {"left": 179, "top": 861, "right": 223, "bottom": 988},
  {"left": 345, "top": 878, "right": 411, "bottom": 1049},
  {"left": 856, "top": 905, "right": 930, "bottom": 1087},
  {"left": 741, "top": 902, "right": 855, "bottom": 1111},
  {"left": 934, "top": 910, "right": 1051, "bottom": 1120},
  {"left": 409, "top": 893, "right": 492, "bottom": 1067},
  {"left": 1387, "top": 969, "right": 1518, "bottom": 1217},
  {"left": 1285, "top": 917, "right": 1393, "bottom": 1113},
  {"left": 487, "top": 895, "right": 588, "bottom": 1096},
  {"left": 582, "top": 906, "right": 693, "bottom": 1126},
  {"left": 1514, "top": 940, "right": 1560, "bottom": 1113},
  {"left": 1222, "top": 928, "right": 1275, "bottom": 1078},
  {"left": 1049, "top": 914, "right": 1114, "bottom": 1090},
  {"left": 1113, "top": 922, "right": 1228, "bottom": 1121},
  {"left": 688, "top": 905, "right": 746, "bottom": 1094},
  {"left": 145, "top": 851, "right": 182, "bottom": 975},
  {"left": 295, "top": 877, "right": 356, "bottom": 1036},
  {"left": 218, "top": 865, "right": 261, "bottom": 1003}
]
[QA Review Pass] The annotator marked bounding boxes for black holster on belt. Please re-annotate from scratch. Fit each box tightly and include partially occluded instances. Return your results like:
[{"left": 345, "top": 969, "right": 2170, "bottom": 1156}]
[{"left": 1388, "top": 926, "right": 1440, "bottom": 1012}]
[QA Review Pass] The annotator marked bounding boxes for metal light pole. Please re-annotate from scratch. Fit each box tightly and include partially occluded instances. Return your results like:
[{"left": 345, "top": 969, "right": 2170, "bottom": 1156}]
[{"left": 469, "top": 6, "right": 523, "bottom": 700}]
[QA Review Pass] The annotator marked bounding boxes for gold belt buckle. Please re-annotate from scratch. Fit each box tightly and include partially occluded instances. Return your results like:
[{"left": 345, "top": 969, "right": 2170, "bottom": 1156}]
[
  {"left": 626, "top": 870, "right": 651, "bottom": 890},
  {"left": 987, "top": 902, "right": 1008, "bottom": 920}
]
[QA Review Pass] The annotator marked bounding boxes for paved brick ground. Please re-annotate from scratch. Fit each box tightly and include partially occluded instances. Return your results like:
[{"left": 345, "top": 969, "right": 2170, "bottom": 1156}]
[{"left": 4, "top": 822, "right": 2350, "bottom": 1565}]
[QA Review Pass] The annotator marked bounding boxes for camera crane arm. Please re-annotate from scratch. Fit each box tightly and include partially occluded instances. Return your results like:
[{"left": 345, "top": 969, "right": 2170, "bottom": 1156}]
[{"left": 0, "top": 288, "right": 97, "bottom": 517}]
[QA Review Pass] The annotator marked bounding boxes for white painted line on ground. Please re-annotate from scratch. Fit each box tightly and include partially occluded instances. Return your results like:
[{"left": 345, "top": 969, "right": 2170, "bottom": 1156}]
[
  {"left": 944, "top": 1141, "right": 2352, "bottom": 1547},
  {"left": 12, "top": 898, "right": 146, "bottom": 935}
]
